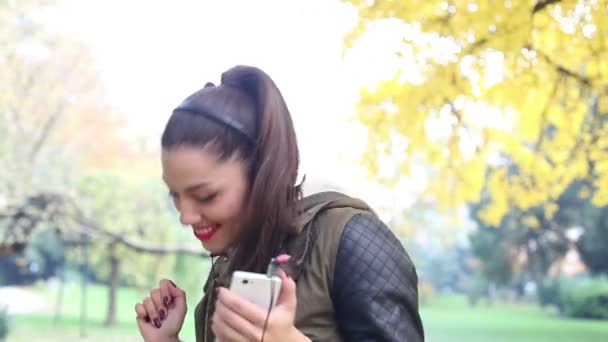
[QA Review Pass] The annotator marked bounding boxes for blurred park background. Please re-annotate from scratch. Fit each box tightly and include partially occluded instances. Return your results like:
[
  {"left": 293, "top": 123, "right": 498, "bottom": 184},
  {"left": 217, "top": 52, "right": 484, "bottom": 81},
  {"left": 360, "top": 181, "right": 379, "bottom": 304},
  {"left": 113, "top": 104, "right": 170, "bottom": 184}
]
[{"left": 1, "top": 0, "right": 607, "bottom": 341}]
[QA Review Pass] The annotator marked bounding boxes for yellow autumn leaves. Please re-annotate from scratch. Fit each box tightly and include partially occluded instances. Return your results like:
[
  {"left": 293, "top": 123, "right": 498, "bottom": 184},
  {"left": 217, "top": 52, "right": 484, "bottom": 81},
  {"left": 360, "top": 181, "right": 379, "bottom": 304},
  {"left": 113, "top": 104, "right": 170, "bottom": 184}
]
[{"left": 344, "top": 0, "right": 608, "bottom": 226}]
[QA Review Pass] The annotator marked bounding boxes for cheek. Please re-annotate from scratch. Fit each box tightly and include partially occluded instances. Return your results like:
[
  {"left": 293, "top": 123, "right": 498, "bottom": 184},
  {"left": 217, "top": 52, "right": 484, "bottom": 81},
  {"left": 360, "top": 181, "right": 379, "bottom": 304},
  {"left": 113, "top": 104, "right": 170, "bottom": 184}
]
[
  {"left": 204, "top": 188, "right": 247, "bottom": 224},
  {"left": 223, "top": 188, "right": 248, "bottom": 221},
  {"left": 224, "top": 174, "right": 249, "bottom": 221}
]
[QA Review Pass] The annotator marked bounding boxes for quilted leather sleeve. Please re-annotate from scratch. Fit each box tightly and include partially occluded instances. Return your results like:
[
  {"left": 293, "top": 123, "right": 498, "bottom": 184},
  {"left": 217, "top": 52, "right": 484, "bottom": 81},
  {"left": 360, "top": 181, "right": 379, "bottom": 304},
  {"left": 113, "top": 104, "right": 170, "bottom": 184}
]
[{"left": 332, "top": 213, "right": 425, "bottom": 342}]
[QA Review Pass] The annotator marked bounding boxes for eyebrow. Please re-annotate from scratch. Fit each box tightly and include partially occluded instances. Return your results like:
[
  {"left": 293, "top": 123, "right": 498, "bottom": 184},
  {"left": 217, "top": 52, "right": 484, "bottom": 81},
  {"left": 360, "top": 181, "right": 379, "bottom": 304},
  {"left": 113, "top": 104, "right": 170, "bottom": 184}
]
[{"left": 184, "top": 182, "right": 209, "bottom": 192}]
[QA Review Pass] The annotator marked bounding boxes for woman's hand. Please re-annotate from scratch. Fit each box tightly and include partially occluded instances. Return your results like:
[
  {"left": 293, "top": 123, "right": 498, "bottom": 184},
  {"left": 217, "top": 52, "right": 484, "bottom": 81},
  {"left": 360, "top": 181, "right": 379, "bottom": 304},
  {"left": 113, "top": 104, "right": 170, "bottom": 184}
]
[
  {"left": 212, "top": 270, "right": 310, "bottom": 342},
  {"left": 135, "top": 279, "right": 187, "bottom": 342}
]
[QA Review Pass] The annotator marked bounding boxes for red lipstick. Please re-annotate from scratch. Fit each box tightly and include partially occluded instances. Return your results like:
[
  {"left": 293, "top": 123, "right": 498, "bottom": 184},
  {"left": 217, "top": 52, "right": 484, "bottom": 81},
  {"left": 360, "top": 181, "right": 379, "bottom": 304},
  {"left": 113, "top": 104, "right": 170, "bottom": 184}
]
[{"left": 193, "top": 224, "right": 221, "bottom": 241}]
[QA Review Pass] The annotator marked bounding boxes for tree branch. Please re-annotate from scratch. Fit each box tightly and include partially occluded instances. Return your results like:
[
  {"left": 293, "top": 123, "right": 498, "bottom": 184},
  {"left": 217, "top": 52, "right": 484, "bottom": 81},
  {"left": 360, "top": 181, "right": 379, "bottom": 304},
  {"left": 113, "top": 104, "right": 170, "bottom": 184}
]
[
  {"left": 8, "top": 105, "right": 25, "bottom": 136},
  {"left": 29, "top": 103, "right": 64, "bottom": 161},
  {"left": 78, "top": 222, "right": 209, "bottom": 258},
  {"left": 534, "top": 75, "right": 562, "bottom": 154},
  {"left": 0, "top": 194, "right": 210, "bottom": 258},
  {"left": 533, "top": 47, "right": 592, "bottom": 87},
  {"left": 532, "top": 0, "right": 561, "bottom": 14}
]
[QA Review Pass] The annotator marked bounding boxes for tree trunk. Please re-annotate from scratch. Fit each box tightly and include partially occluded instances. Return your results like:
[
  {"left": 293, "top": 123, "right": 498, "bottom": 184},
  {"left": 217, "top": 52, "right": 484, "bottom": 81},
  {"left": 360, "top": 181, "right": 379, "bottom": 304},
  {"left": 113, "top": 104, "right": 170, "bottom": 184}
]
[
  {"left": 105, "top": 243, "right": 119, "bottom": 327},
  {"left": 53, "top": 264, "right": 65, "bottom": 323}
]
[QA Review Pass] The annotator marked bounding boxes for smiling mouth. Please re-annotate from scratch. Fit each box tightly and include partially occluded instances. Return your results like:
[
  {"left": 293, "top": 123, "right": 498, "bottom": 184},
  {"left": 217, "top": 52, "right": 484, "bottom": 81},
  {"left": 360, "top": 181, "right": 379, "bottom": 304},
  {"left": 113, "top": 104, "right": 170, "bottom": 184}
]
[{"left": 192, "top": 224, "right": 222, "bottom": 241}]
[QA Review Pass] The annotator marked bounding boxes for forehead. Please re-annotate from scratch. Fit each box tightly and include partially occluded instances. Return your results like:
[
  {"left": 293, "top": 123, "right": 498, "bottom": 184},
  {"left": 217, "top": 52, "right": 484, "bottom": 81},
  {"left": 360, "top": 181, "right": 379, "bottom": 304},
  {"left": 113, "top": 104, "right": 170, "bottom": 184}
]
[{"left": 161, "top": 146, "right": 241, "bottom": 190}]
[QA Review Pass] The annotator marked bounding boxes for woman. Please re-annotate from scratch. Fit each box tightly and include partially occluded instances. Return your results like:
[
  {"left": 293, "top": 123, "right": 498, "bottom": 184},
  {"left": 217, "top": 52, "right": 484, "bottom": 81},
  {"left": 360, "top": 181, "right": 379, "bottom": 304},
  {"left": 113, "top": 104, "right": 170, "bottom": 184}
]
[{"left": 135, "top": 65, "right": 424, "bottom": 342}]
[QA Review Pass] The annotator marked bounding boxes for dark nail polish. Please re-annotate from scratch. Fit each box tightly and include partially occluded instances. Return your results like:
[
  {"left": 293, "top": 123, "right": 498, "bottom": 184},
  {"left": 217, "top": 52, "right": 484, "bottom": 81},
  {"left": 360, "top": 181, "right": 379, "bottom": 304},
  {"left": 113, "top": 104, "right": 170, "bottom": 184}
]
[
  {"left": 169, "top": 280, "right": 177, "bottom": 287},
  {"left": 163, "top": 296, "right": 170, "bottom": 307},
  {"left": 153, "top": 318, "right": 161, "bottom": 328},
  {"left": 144, "top": 315, "right": 150, "bottom": 323},
  {"left": 159, "top": 309, "right": 166, "bottom": 320}
]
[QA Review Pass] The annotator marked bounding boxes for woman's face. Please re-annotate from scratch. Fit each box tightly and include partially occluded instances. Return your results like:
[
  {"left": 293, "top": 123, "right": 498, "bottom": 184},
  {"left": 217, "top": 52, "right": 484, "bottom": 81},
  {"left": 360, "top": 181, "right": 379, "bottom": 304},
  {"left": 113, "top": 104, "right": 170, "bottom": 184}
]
[{"left": 161, "top": 145, "right": 248, "bottom": 255}]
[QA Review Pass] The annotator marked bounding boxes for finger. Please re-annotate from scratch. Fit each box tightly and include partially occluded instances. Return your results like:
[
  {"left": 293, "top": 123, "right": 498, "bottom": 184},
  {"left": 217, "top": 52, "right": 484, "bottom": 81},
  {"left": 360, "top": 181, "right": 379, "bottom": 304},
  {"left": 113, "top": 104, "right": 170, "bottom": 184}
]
[
  {"left": 134, "top": 303, "right": 150, "bottom": 323},
  {"left": 215, "top": 299, "right": 262, "bottom": 341},
  {"left": 151, "top": 288, "right": 167, "bottom": 321},
  {"left": 159, "top": 279, "right": 172, "bottom": 308},
  {"left": 217, "top": 287, "right": 266, "bottom": 326},
  {"left": 212, "top": 311, "right": 251, "bottom": 342},
  {"left": 277, "top": 270, "right": 297, "bottom": 313},
  {"left": 143, "top": 297, "right": 161, "bottom": 328},
  {"left": 166, "top": 279, "right": 187, "bottom": 307}
]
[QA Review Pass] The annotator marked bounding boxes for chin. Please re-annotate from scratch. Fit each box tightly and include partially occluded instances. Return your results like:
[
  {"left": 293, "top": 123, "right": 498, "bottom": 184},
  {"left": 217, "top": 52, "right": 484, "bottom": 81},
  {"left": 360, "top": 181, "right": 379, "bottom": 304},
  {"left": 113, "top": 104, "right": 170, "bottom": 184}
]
[{"left": 201, "top": 242, "right": 228, "bottom": 256}]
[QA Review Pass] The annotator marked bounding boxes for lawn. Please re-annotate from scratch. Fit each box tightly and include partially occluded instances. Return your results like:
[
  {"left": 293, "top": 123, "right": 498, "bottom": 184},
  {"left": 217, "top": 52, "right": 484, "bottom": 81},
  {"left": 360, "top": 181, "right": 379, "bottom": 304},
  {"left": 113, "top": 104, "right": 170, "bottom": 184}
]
[
  {"left": 421, "top": 296, "right": 608, "bottom": 342},
  {"left": 5, "top": 283, "right": 200, "bottom": 342},
  {"left": 4, "top": 284, "right": 608, "bottom": 341}
]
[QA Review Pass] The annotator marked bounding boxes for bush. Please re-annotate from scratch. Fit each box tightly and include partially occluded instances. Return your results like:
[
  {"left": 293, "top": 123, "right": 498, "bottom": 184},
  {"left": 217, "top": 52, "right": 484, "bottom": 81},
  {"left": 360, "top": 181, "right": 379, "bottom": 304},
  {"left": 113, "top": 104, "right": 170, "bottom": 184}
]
[
  {"left": 0, "top": 305, "right": 8, "bottom": 341},
  {"left": 418, "top": 281, "right": 437, "bottom": 306},
  {"left": 559, "top": 276, "right": 608, "bottom": 320},
  {"left": 465, "top": 272, "right": 488, "bottom": 306},
  {"left": 537, "top": 277, "right": 561, "bottom": 308}
]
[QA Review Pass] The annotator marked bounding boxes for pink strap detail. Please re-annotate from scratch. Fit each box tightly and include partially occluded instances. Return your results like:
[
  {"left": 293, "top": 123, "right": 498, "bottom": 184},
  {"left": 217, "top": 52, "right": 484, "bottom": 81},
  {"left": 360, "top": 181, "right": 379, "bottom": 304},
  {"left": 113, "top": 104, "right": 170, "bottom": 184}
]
[{"left": 276, "top": 254, "right": 291, "bottom": 264}]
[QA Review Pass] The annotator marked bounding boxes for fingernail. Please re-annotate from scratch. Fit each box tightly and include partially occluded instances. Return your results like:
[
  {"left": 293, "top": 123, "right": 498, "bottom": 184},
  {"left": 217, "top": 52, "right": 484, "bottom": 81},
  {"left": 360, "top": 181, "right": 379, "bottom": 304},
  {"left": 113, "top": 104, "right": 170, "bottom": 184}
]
[
  {"left": 153, "top": 318, "right": 161, "bottom": 328},
  {"left": 163, "top": 296, "right": 170, "bottom": 307},
  {"left": 159, "top": 309, "right": 166, "bottom": 320},
  {"left": 144, "top": 315, "right": 150, "bottom": 323},
  {"left": 169, "top": 280, "right": 177, "bottom": 287}
]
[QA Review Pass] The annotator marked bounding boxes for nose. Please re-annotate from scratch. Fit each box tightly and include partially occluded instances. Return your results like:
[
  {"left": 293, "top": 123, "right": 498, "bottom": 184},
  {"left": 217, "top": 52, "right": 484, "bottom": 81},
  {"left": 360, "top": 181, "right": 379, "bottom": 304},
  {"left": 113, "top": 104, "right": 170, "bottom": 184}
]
[
  {"left": 180, "top": 212, "right": 201, "bottom": 226},
  {"left": 178, "top": 200, "right": 202, "bottom": 226}
]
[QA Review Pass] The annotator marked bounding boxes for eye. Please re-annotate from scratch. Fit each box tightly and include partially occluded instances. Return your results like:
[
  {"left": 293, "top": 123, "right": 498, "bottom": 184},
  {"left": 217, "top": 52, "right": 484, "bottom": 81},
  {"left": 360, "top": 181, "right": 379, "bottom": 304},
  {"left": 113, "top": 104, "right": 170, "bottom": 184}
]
[
  {"left": 195, "top": 193, "right": 217, "bottom": 204},
  {"left": 168, "top": 191, "right": 179, "bottom": 205}
]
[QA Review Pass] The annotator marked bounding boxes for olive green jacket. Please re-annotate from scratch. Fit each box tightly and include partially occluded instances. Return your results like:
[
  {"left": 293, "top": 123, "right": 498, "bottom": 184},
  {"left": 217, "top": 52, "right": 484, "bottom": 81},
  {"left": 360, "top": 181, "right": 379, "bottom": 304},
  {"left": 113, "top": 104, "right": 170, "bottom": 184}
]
[{"left": 193, "top": 191, "right": 424, "bottom": 341}]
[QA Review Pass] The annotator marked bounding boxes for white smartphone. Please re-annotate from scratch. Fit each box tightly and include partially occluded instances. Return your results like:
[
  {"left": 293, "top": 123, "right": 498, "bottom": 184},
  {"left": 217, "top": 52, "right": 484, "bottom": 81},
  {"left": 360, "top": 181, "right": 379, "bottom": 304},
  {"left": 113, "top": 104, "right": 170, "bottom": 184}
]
[{"left": 230, "top": 271, "right": 282, "bottom": 310}]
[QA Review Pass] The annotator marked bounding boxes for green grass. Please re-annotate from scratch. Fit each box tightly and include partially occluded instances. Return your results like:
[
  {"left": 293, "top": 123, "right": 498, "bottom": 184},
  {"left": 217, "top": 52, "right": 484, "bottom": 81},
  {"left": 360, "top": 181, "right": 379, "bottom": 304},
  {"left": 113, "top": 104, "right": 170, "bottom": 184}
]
[
  {"left": 421, "top": 296, "right": 608, "bottom": 342},
  {"left": 6, "top": 282, "right": 200, "bottom": 342},
  {"left": 4, "top": 285, "right": 608, "bottom": 341}
]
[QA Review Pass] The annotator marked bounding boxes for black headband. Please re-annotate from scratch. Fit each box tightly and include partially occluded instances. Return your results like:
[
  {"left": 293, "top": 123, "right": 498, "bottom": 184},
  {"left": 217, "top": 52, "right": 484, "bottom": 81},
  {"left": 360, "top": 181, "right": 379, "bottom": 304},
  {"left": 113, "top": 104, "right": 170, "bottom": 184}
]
[{"left": 173, "top": 98, "right": 256, "bottom": 145}]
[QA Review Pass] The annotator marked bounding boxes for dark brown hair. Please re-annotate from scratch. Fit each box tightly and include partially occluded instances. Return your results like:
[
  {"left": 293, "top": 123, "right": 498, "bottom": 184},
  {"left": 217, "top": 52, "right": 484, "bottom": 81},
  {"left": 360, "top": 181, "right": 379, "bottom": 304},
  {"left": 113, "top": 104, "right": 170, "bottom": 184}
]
[{"left": 161, "top": 65, "right": 302, "bottom": 273}]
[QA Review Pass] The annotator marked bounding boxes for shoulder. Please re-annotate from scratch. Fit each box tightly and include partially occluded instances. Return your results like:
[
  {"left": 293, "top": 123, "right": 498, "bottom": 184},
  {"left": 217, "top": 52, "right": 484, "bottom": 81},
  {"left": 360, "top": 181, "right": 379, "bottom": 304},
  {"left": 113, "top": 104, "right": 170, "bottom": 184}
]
[
  {"left": 339, "top": 212, "right": 404, "bottom": 251},
  {"left": 339, "top": 213, "right": 412, "bottom": 263},
  {"left": 297, "top": 191, "right": 374, "bottom": 237},
  {"left": 292, "top": 191, "right": 374, "bottom": 254},
  {"left": 332, "top": 213, "right": 417, "bottom": 298},
  {"left": 286, "top": 192, "right": 375, "bottom": 282}
]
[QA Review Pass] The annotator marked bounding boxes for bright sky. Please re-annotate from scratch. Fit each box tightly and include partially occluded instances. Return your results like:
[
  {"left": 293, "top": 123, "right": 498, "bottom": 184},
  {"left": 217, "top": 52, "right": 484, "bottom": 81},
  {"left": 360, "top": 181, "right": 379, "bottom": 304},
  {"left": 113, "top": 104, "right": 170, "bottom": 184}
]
[{"left": 47, "top": 0, "right": 425, "bottom": 217}]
